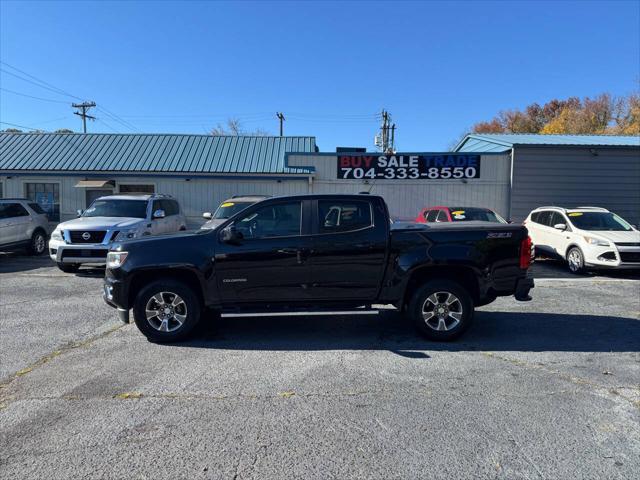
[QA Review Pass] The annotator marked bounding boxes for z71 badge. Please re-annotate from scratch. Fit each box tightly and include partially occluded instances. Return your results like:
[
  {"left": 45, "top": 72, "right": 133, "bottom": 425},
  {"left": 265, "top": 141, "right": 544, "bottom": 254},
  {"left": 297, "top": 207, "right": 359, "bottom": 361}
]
[{"left": 487, "top": 232, "right": 512, "bottom": 239}]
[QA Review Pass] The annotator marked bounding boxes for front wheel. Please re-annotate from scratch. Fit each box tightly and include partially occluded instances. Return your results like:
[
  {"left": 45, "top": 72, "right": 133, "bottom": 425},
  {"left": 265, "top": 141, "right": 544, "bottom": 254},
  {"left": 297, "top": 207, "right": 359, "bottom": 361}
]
[
  {"left": 133, "top": 279, "right": 201, "bottom": 343},
  {"left": 57, "top": 262, "right": 80, "bottom": 273},
  {"left": 408, "top": 280, "right": 474, "bottom": 341},
  {"left": 567, "top": 247, "right": 585, "bottom": 274}
]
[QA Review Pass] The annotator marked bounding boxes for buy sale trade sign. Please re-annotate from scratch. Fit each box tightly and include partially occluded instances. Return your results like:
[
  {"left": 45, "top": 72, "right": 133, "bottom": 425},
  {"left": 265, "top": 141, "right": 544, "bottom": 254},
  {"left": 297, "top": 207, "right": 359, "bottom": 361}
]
[{"left": 337, "top": 154, "right": 481, "bottom": 180}]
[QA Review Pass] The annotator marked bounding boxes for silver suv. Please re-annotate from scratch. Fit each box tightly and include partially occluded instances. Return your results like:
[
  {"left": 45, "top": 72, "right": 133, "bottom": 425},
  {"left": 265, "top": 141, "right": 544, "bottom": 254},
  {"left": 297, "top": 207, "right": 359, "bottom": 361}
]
[
  {"left": 49, "top": 194, "right": 187, "bottom": 273},
  {"left": 0, "top": 198, "right": 51, "bottom": 255}
]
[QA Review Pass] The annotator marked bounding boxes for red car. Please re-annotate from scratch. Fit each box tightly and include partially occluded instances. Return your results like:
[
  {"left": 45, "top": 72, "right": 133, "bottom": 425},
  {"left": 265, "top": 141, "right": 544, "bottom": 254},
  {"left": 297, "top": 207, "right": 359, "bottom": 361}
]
[{"left": 415, "top": 206, "right": 507, "bottom": 224}]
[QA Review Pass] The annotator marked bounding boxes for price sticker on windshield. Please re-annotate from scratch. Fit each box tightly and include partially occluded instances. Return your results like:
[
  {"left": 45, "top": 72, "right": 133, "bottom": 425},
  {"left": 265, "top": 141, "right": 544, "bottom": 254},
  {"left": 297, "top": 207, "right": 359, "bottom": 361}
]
[{"left": 337, "top": 154, "right": 481, "bottom": 180}]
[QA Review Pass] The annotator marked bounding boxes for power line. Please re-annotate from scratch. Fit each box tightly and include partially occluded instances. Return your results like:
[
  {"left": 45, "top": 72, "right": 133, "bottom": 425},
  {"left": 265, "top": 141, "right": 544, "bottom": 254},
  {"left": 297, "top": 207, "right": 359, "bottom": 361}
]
[
  {"left": 0, "top": 121, "right": 47, "bottom": 132},
  {"left": 0, "top": 61, "right": 82, "bottom": 100},
  {"left": 96, "top": 118, "right": 122, "bottom": 133},
  {"left": 0, "top": 87, "right": 70, "bottom": 104},
  {"left": 95, "top": 106, "right": 140, "bottom": 133},
  {"left": 1, "top": 62, "right": 139, "bottom": 133}
]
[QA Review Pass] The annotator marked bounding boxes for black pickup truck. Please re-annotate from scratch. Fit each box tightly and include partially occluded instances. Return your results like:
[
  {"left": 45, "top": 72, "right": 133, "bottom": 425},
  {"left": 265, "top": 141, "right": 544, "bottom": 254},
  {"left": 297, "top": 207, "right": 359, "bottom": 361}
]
[{"left": 103, "top": 194, "right": 533, "bottom": 342}]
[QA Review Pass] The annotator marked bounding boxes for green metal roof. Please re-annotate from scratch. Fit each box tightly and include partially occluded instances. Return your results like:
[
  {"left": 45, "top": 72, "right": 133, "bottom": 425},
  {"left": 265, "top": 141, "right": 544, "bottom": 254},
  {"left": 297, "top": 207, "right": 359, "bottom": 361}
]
[
  {"left": 0, "top": 133, "right": 317, "bottom": 174},
  {"left": 455, "top": 133, "right": 640, "bottom": 152}
]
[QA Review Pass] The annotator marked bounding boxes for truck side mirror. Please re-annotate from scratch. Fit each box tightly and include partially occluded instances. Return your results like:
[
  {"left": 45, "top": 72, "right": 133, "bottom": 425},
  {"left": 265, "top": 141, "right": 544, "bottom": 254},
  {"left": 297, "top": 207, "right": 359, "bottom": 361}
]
[
  {"left": 153, "top": 209, "right": 166, "bottom": 219},
  {"left": 220, "top": 224, "right": 243, "bottom": 244},
  {"left": 553, "top": 223, "right": 567, "bottom": 231},
  {"left": 76, "top": 209, "right": 83, "bottom": 217},
  {"left": 202, "top": 212, "right": 213, "bottom": 220}
]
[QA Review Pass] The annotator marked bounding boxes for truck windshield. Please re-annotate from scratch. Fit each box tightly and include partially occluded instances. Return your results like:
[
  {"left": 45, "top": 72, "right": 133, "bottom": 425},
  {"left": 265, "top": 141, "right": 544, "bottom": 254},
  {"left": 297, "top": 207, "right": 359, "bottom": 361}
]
[
  {"left": 84, "top": 200, "right": 148, "bottom": 218},
  {"left": 568, "top": 212, "right": 632, "bottom": 231},
  {"left": 213, "top": 201, "right": 253, "bottom": 219},
  {"left": 450, "top": 208, "right": 506, "bottom": 223}
]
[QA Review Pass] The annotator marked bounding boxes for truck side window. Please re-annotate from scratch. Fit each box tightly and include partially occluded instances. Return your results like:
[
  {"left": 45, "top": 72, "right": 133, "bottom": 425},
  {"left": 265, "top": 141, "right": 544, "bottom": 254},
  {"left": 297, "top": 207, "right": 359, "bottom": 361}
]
[
  {"left": 426, "top": 210, "right": 439, "bottom": 222},
  {"left": 318, "top": 200, "right": 372, "bottom": 233},
  {"left": 235, "top": 201, "right": 301, "bottom": 239}
]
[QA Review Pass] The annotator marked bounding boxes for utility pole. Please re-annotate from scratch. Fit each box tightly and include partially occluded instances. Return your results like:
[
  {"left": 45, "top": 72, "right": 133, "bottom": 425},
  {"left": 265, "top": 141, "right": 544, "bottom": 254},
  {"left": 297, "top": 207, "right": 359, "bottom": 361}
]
[
  {"left": 276, "top": 112, "right": 285, "bottom": 136},
  {"left": 72, "top": 101, "right": 96, "bottom": 133},
  {"left": 375, "top": 109, "right": 395, "bottom": 153}
]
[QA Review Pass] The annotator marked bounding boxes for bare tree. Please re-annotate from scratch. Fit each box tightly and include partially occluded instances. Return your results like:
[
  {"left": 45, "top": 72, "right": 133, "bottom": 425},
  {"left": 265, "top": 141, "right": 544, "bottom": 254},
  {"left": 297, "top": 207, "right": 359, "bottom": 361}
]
[{"left": 211, "top": 118, "right": 270, "bottom": 136}]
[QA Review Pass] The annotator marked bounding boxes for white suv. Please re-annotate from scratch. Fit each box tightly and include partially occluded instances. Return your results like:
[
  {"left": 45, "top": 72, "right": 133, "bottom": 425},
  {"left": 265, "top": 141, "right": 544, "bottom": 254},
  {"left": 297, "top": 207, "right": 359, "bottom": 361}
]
[
  {"left": 0, "top": 198, "right": 51, "bottom": 255},
  {"left": 524, "top": 206, "right": 640, "bottom": 273},
  {"left": 49, "top": 194, "right": 187, "bottom": 273}
]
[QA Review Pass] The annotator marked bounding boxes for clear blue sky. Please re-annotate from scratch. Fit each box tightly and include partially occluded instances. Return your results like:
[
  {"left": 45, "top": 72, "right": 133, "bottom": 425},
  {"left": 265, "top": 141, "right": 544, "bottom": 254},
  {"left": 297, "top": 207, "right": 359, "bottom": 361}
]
[{"left": 1, "top": 0, "right": 638, "bottom": 150}]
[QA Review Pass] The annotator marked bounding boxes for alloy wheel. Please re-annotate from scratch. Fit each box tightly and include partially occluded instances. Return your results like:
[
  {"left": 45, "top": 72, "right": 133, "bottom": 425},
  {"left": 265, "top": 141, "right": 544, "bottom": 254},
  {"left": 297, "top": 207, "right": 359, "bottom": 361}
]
[
  {"left": 145, "top": 291, "right": 188, "bottom": 333},
  {"left": 568, "top": 249, "right": 582, "bottom": 272},
  {"left": 34, "top": 234, "right": 46, "bottom": 254},
  {"left": 421, "top": 291, "right": 463, "bottom": 331}
]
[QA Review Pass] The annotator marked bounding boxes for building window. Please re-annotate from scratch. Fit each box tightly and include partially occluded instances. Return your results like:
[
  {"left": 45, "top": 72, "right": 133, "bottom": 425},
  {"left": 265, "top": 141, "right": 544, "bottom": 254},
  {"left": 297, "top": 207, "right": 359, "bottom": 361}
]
[
  {"left": 25, "top": 182, "right": 60, "bottom": 221},
  {"left": 119, "top": 184, "right": 155, "bottom": 194}
]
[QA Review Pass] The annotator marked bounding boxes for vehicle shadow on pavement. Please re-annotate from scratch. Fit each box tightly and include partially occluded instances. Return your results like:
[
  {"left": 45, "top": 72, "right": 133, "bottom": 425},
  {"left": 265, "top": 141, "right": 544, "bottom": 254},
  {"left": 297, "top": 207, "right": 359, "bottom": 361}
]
[
  {"left": 175, "top": 310, "right": 640, "bottom": 354},
  {"left": 532, "top": 258, "right": 640, "bottom": 280},
  {"left": 0, "top": 253, "right": 54, "bottom": 273}
]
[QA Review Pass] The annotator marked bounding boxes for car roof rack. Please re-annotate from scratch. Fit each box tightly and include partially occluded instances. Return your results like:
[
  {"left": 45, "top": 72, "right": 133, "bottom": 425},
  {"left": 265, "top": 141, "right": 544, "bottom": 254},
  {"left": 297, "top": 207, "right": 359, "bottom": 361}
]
[
  {"left": 0, "top": 197, "right": 30, "bottom": 201},
  {"left": 535, "top": 206, "right": 566, "bottom": 211},
  {"left": 231, "top": 194, "right": 271, "bottom": 198},
  {"left": 573, "top": 206, "right": 609, "bottom": 211}
]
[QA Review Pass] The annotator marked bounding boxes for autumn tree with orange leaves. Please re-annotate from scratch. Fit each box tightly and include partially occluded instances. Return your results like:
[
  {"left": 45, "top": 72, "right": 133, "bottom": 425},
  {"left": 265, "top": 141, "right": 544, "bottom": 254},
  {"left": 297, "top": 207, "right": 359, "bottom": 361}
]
[{"left": 471, "top": 92, "right": 639, "bottom": 136}]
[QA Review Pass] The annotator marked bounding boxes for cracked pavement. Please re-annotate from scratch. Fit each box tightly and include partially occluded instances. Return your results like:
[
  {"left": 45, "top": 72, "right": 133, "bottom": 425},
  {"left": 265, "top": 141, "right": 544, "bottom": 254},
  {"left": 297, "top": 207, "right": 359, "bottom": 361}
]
[{"left": 1, "top": 255, "right": 639, "bottom": 479}]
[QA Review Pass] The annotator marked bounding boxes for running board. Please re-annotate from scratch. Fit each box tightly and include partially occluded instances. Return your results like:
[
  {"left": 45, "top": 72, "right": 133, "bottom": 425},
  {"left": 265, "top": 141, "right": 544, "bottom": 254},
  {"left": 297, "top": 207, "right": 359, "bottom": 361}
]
[{"left": 221, "top": 310, "right": 380, "bottom": 318}]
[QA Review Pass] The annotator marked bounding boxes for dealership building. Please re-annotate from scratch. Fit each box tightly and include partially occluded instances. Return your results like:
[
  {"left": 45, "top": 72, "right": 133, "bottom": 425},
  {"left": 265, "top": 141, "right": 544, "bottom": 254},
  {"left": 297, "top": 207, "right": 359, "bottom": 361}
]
[{"left": 1, "top": 132, "right": 638, "bottom": 226}]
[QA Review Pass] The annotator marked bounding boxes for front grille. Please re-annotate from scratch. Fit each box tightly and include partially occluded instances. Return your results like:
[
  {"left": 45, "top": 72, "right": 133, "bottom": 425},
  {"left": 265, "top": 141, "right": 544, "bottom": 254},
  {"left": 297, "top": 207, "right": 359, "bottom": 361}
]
[
  {"left": 68, "top": 230, "right": 106, "bottom": 244},
  {"left": 620, "top": 252, "right": 640, "bottom": 263},
  {"left": 615, "top": 242, "right": 640, "bottom": 247},
  {"left": 61, "top": 249, "right": 108, "bottom": 259}
]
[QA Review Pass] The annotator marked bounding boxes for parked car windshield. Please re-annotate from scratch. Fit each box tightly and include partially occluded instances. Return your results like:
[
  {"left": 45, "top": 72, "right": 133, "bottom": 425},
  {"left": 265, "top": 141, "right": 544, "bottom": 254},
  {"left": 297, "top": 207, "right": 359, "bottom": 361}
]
[
  {"left": 567, "top": 212, "right": 633, "bottom": 231},
  {"left": 449, "top": 207, "right": 506, "bottom": 223},
  {"left": 83, "top": 199, "right": 148, "bottom": 218},
  {"left": 213, "top": 201, "right": 254, "bottom": 219}
]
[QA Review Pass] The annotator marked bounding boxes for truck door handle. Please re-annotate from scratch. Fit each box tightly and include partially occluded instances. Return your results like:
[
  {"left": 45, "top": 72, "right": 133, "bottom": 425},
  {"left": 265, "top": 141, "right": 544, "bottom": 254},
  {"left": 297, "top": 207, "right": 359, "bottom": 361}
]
[{"left": 278, "top": 248, "right": 307, "bottom": 264}]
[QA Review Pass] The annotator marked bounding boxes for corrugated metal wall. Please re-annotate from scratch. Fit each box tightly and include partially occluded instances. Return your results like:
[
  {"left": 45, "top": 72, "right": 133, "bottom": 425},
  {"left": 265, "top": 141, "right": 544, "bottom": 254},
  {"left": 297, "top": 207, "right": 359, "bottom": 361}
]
[
  {"left": 1, "top": 175, "right": 309, "bottom": 227},
  {"left": 289, "top": 154, "right": 512, "bottom": 219},
  {"left": 1, "top": 152, "right": 512, "bottom": 227},
  {"left": 511, "top": 147, "right": 640, "bottom": 224}
]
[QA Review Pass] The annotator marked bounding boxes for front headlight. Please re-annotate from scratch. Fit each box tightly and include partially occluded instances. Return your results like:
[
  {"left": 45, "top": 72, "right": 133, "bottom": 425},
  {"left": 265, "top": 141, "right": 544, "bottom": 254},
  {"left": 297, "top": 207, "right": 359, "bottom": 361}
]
[
  {"left": 115, "top": 229, "right": 140, "bottom": 241},
  {"left": 51, "top": 230, "right": 63, "bottom": 241},
  {"left": 583, "top": 236, "right": 610, "bottom": 247},
  {"left": 106, "top": 251, "right": 129, "bottom": 269}
]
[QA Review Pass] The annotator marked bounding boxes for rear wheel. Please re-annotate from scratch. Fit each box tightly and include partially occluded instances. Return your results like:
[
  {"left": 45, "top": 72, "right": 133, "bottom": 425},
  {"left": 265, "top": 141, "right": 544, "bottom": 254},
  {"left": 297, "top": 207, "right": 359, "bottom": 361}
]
[
  {"left": 567, "top": 247, "right": 585, "bottom": 274},
  {"left": 408, "top": 280, "right": 474, "bottom": 341},
  {"left": 29, "top": 230, "right": 47, "bottom": 255},
  {"left": 57, "top": 262, "right": 80, "bottom": 273},
  {"left": 133, "top": 279, "right": 201, "bottom": 343}
]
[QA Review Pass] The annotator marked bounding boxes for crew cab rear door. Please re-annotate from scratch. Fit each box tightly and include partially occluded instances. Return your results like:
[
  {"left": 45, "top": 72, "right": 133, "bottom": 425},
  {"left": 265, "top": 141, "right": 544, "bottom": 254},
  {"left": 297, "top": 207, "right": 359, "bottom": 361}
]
[{"left": 308, "top": 198, "right": 388, "bottom": 301}]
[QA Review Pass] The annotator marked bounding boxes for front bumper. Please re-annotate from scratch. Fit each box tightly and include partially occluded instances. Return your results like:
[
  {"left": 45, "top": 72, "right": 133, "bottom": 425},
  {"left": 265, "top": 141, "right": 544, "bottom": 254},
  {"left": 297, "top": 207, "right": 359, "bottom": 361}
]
[
  {"left": 583, "top": 245, "right": 640, "bottom": 269},
  {"left": 49, "top": 237, "right": 109, "bottom": 264}
]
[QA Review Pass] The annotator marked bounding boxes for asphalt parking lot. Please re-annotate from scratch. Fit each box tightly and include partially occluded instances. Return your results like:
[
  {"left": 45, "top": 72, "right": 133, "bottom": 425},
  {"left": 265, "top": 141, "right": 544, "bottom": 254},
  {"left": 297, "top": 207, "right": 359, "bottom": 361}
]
[{"left": 1, "top": 255, "right": 639, "bottom": 479}]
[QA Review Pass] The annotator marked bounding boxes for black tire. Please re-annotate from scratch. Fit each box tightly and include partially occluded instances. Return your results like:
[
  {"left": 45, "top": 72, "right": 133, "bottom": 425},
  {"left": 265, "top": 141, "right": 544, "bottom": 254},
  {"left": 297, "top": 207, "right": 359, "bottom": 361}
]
[
  {"left": 407, "top": 280, "right": 474, "bottom": 341},
  {"left": 57, "top": 262, "right": 80, "bottom": 273},
  {"left": 566, "top": 247, "right": 585, "bottom": 275},
  {"left": 133, "top": 279, "right": 201, "bottom": 343},
  {"left": 29, "top": 230, "right": 47, "bottom": 255}
]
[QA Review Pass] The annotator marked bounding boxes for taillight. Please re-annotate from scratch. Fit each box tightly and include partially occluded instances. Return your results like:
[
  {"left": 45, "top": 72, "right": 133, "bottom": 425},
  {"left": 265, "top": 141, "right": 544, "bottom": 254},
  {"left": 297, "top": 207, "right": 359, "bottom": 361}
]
[{"left": 520, "top": 236, "right": 532, "bottom": 269}]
